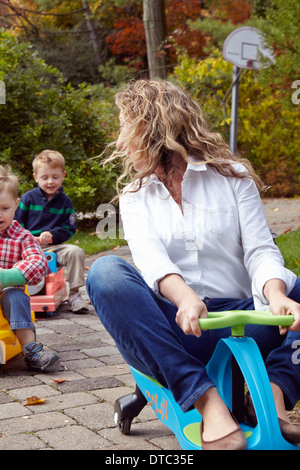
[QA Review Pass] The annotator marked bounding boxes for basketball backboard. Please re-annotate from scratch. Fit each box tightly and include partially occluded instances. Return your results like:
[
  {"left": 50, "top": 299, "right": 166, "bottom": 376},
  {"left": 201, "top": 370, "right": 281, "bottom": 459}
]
[{"left": 223, "top": 26, "right": 273, "bottom": 70}]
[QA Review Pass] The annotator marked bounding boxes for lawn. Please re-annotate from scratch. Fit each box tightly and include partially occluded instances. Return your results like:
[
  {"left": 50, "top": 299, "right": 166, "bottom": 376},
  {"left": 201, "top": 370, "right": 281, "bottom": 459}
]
[
  {"left": 276, "top": 228, "right": 300, "bottom": 277},
  {"left": 67, "top": 228, "right": 127, "bottom": 256}
]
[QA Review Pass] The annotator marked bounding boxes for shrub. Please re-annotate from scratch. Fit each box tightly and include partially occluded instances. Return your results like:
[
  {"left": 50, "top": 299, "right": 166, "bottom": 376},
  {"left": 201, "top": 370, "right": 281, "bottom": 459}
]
[{"left": 0, "top": 29, "right": 117, "bottom": 212}]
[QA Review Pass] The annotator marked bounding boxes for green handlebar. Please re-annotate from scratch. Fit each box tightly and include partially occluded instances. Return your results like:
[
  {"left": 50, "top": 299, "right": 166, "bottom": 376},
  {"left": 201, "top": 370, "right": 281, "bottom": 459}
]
[{"left": 198, "top": 310, "right": 294, "bottom": 336}]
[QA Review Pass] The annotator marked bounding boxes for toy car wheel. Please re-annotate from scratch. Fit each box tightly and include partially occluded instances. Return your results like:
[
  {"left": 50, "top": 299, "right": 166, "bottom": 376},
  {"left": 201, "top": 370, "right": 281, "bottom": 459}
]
[
  {"left": 119, "top": 417, "right": 132, "bottom": 435},
  {"left": 114, "top": 411, "right": 132, "bottom": 435}
]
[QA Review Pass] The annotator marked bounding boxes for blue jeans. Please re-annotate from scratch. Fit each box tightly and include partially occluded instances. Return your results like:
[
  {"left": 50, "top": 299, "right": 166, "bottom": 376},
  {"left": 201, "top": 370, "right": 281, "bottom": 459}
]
[
  {"left": 0, "top": 288, "right": 34, "bottom": 331},
  {"left": 86, "top": 255, "right": 300, "bottom": 412}
]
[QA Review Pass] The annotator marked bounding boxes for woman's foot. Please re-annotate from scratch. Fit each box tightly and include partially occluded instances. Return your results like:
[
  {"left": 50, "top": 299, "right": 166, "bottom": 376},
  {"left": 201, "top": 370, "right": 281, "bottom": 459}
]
[
  {"left": 195, "top": 387, "right": 247, "bottom": 450},
  {"left": 200, "top": 414, "right": 247, "bottom": 450},
  {"left": 245, "top": 389, "right": 300, "bottom": 444},
  {"left": 277, "top": 418, "right": 300, "bottom": 444}
]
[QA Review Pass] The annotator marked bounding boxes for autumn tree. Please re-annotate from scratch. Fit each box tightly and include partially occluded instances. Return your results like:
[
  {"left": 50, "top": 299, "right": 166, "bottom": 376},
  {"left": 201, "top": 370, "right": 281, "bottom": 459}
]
[
  {"left": 0, "top": 0, "right": 212, "bottom": 84},
  {"left": 0, "top": 0, "right": 113, "bottom": 85},
  {"left": 143, "top": 0, "right": 167, "bottom": 79},
  {"left": 172, "top": 0, "right": 300, "bottom": 197}
]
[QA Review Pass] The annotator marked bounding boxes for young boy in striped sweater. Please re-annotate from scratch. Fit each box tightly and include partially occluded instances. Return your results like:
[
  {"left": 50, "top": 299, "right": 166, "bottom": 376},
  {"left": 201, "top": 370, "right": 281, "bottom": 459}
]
[{"left": 15, "top": 150, "right": 89, "bottom": 313}]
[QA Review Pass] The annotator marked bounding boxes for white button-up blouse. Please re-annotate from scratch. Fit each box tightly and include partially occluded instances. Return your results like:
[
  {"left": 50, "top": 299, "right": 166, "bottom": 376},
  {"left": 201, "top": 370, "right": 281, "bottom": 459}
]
[{"left": 120, "top": 161, "right": 297, "bottom": 311}]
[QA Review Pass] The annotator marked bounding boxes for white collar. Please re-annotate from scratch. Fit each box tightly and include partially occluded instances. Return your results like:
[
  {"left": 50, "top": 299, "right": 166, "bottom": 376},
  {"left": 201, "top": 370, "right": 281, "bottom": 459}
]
[
  {"left": 124, "top": 159, "right": 207, "bottom": 192},
  {"left": 186, "top": 158, "right": 207, "bottom": 172}
]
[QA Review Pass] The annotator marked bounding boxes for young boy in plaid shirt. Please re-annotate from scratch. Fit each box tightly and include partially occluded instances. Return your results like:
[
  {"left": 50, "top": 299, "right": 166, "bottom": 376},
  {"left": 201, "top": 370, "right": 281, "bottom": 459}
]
[{"left": 0, "top": 165, "right": 59, "bottom": 371}]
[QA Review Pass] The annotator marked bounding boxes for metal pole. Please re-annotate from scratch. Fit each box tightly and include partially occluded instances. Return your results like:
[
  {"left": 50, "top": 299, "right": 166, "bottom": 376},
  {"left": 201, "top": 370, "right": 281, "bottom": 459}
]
[{"left": 229, "top": 66, "right": 240, "bottom": 154}]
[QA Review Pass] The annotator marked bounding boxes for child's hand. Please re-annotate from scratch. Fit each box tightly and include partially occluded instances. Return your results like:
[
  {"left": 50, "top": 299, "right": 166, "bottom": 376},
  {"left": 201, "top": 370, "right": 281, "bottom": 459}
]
[{"left": 38, "top": 231, "right": 53, "bottom": 245}]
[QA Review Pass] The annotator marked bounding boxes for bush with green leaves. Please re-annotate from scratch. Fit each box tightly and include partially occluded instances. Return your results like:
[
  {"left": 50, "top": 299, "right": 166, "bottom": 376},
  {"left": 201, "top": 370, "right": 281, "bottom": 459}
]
[{"left": 0, "top": 29, "right": 118, "bottom": 212}]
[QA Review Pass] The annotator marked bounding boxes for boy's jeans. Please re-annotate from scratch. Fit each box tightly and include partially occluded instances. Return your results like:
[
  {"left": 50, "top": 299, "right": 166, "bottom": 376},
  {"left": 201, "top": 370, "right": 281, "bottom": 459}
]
[
  {"left": 0, "top": 288, "right": 34, "bottom": 331},
  {"left": 86, "top": 255, "right": 300, "bottom": 412}
]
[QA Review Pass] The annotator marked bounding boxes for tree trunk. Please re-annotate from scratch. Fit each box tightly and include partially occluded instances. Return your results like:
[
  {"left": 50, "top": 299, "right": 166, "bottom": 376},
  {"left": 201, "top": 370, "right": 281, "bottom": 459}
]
[
  {"left": 82, "top": 0, "right": 104, "bottom": 68},
  {"left": 143, "top": 0, "right": 167, "bottom": 79}
]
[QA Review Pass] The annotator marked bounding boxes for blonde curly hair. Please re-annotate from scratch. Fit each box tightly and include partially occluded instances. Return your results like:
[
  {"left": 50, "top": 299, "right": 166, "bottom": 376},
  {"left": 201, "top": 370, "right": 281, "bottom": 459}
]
[{"left": 105, "top": 79, "right": 263, "bottom": 196}]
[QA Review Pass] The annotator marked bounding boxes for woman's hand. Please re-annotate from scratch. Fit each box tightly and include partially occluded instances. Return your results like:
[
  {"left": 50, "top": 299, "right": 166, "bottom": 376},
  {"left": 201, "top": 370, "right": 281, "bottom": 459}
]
[
  {"left": 175, "top": 295, "right": 208, "bottom": 337},
  {"left": 158, "top": 273, "right": 207, "bottom": 337},
  {"left": 263, "top": 279, "right": 300, "bottom": 334}
]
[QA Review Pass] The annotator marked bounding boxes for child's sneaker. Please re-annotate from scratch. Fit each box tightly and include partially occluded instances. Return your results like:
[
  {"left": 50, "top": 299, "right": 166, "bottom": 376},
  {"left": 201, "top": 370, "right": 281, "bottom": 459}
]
[
  {"left": 68, "top": 292, "right": 89, "bottom": 313},
  {"left": 23, "top": 342, "right": 59, "bottom": 371}
]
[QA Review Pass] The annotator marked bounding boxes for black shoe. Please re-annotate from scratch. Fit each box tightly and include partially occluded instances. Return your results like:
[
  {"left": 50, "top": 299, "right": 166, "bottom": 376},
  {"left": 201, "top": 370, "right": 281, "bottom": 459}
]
[
  {"left": 24, "top": 342, "right": 59, "bottom": 371},
  {"left": 245, "top": 391, "right": 300, "bottom": 444},
  {"left": 278, "top": 418, "right": 300, "bottom": 445}
]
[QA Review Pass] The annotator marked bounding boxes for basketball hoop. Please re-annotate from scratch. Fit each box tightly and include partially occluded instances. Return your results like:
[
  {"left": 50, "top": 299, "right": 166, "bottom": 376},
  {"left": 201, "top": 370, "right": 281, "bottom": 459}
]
[
  {"left": 223, "top": 26, "right": 274, "bottom": 70},
  {"left": 222, "top": 27, "right": 273, "bottom": 153}
]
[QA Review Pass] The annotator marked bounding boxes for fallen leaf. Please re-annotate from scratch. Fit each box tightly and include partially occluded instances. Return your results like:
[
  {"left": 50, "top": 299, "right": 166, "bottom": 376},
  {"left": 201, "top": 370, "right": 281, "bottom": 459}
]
[
  {"left": 112, "top": 245, "right": 120, "bottom": 251},
  {"left": 274, "top": 207, "right": 280, "bottom": 211},
  {"left": 24, "top": 396, "right": 46, "bottom": 406},
  {"left": 51, "top": 378, "right": 67, "bottom": 384}
]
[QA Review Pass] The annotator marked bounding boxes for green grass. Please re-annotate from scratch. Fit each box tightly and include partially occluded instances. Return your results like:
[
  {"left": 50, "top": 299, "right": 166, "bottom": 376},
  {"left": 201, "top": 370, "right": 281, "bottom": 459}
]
[
  {"left": 68, "top": 227, "right": 300, "bottom": 275},
  {"left": 67, "top": 229, "right": 127, "bottom": 256},
  {"left": 276, "top": 228, "right": 300, "bottom": 277}
]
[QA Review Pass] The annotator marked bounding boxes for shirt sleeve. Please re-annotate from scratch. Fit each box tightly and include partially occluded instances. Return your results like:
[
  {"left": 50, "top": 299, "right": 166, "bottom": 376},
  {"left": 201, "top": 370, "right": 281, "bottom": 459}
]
[
  {"left": 120, "top": 192, "right": 183, "bottom": 294},
  {"left": 14, "top": 234, "right": 49, "bottom": 285},
  {"left": 232, "top": 174, "right": 297, "bottom": 309}
]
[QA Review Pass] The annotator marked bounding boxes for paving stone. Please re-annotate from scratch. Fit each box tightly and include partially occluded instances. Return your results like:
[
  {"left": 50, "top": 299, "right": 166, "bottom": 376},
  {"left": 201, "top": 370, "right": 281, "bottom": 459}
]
[
  {"left": 0, "top": 433, "right": 46, "bottom": 450},
  {"left": 37, "top": 333, "right": 75, "bottom": 346},
  {"left": 35, "top": 370, "right": 85, "bottom": 385},
  {"left": 0, "top": 411, "right": 75, "bottom": 435},
  {"left": 80, "top": 363, "right": 130, "bottom": 379},
  {"left": 37, "top": 424, "right": 110, "bottom": 450},
  {"left": 49, "top": 340, "right": 103, "bottom": 352},
  {"left": 0, "top": 391, "right": 14, "bottom": 404},
  {"left": 56, "top": 350, "right": 88, "bottom": 361},
  {"left": 98, "top": 418, "right": 176, "bottom": 448},
  {"left": 72, "top": 317, "right": 104, "bottom": 331},
  {"left": 92, "top": 386, "right": 135, "bottom": 404},
  {"left": 53, "top": 376, "right": 123, "bottom": 393},
  {"left": 64, "top": 402, "right": 114, "bottom": 430},
  {"left": 7, "top": 384, "right": 61, "bottom": 401},
  {"left": 60, "top": 357, "right": 105, "bottom": 370},
  {"left": 68, "top": 332, "right": 106, "bottom": 342},
  {"left": 100, "top": 355, "right": 126, "bottom": 365},
  {"left": 47, "top": 324, "right": 92, "bottom": 335},
  {"left": 0, "top": 402, "right": 31, "bottom": 420},
  {"left": 21, "top": 391, "right": 98, "bottom": 414},
  {"left": 81, "top": 346, "right": 120, "bottom": 357}
]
